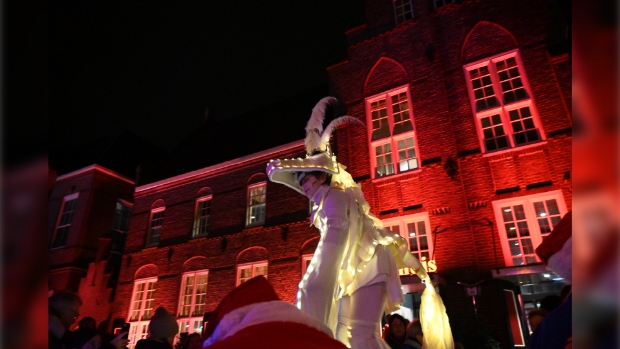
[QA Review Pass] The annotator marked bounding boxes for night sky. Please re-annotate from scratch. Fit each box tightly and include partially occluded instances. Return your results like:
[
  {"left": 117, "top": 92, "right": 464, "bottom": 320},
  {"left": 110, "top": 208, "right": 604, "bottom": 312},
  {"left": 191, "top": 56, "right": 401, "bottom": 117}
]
[{"left": 49, "top": 0, "right": 365, "bottom": 155}]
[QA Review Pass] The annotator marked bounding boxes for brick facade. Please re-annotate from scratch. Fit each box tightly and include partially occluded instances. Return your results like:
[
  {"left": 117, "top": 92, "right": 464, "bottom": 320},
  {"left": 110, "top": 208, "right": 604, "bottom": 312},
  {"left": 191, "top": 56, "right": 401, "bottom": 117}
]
[{"left": 106, "top": 0, "right": 570, "bottom": 348}]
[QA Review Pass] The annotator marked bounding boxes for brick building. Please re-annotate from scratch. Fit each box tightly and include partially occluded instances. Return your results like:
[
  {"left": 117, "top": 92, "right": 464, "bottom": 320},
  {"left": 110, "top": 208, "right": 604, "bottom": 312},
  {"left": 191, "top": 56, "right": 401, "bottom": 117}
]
[
  {"left": 48, "top": 164, "right": 135, "bottom": 324},
  {"left": 109, "top": 0, "right": 571, "bottom": 348}
]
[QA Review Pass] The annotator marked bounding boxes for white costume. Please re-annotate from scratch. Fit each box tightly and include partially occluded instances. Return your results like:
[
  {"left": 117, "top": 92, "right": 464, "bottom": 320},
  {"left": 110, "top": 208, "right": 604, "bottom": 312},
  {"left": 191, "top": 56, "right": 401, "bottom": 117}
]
[{"left": 267, "top": 97, "right": 454, "bottom": 349}]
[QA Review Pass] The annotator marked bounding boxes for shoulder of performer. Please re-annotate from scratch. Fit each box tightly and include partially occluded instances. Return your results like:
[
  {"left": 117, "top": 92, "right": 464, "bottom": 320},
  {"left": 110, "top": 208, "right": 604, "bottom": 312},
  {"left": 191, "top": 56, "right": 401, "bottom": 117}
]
[{"left": 323, "top": 186, "right": 348, "bottom": 209}]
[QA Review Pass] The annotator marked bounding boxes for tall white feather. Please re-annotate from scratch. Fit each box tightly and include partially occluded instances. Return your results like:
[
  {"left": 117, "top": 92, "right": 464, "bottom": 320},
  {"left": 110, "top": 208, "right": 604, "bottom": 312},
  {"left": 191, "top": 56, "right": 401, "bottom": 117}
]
[
  {"left": 319, "top": 115, "right": 365, "bottom": 151},
  {"left": 305, "top": 97, "right": 338, "bottom": 154}
]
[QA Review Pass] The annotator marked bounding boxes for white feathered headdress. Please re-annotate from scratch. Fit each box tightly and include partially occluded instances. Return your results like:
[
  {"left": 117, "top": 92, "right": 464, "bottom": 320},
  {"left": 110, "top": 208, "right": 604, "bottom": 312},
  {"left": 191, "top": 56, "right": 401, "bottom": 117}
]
[
  {"left": 304, "top": 97, "right": 364, "bottom": 155},
  {"left": 266, "top": 97, "right": 364, "bottom": 195}
]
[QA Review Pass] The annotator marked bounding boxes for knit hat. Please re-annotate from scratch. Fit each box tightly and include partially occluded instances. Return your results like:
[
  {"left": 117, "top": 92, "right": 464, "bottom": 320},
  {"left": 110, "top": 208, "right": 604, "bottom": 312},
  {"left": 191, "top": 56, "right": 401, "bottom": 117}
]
[
  {"left": 203, "top": 275, "right": 280, "bottom": 340},
  {"left": 148, "top": 307, "right": 179, "bottom": 339},
  {"left": 535, "top": 210, "right": 572, "bottom": 284}
]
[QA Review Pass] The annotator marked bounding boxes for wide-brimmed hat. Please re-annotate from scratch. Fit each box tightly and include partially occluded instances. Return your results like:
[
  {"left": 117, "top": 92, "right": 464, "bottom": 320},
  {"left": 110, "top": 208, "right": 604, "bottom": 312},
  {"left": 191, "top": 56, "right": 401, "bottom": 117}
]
[{"left": 266, "top": 97, "right": 362, "bottom": 195}]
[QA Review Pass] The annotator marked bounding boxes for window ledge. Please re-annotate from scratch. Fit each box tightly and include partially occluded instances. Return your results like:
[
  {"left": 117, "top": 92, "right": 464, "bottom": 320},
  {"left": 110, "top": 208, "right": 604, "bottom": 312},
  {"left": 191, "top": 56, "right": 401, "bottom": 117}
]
[
  {"left": 192, "top": 234, "right": 208, "bottom": 240},
  {"left": 481, "top": 141, "right": 547, "bottom": 158},
  {"left": 244, "top": 222, "right": 265, "bottom": 229},
  {"left": 142, "top": 245, "right": 158, "bottom": 251},
  {"left": 372, "top": 168, "right": 422, "bottom": 183}
]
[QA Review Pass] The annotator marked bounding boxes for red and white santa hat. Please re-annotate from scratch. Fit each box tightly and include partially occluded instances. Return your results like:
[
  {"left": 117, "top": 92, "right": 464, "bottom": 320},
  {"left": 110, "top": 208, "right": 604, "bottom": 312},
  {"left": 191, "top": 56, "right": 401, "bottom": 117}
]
[{"left": 535, "top": 210, "right": 572, "bottom": 284}]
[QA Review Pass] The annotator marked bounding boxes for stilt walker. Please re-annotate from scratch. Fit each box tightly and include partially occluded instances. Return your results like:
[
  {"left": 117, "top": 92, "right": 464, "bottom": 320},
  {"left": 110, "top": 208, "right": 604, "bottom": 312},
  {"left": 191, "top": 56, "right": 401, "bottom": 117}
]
[{"left": 267, "top": 97, "right": 455, "bottom": 349}]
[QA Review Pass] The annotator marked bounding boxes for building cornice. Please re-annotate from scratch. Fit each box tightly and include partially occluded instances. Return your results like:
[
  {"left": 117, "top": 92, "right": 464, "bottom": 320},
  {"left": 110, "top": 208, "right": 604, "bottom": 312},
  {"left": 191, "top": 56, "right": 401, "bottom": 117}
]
[
  {"left": 56, "top": 164, "right": 135, "bottom": 185},
  {"left": 136, "top": 139, "right": 305, "bottom": 194}
]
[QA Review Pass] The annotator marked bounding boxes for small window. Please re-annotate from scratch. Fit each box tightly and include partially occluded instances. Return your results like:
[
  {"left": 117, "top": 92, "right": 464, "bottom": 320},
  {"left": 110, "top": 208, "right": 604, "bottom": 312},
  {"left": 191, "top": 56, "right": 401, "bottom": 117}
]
[
  {"left": 177, "top": 271, "right": 208, "bottom": 335},
  {"left": 51, "top": 193, "right": 79, "bottom": 248},
  {"left": 127, "top": 278, "right": 157, "bottom": 349},
  {"left": 464, "top": 50, "right": 544, "bottom": 154},
  {"left": 393, "top": 0, "right": 413, "bottom": 24},
  {"left": 193, "top": 196, "right": 212, "bottom": 237},
  {"left": 492, "top": 191, "right": 567, "bottom": 267},
  {"left": 366, "top": 87, "right": 420, "bottom": 179},
  {"left": 146, "top": 208, "right": 165, "bottom": 247},
  {"left": 237, "top": 261, "right": 268, "bottom": 286},
  {"left": 383, "top": 212, "right": 433, "bottom": 262},
  {"left": 110, "top": 199, "right": 132, "bottom": 254},
  {"left": 247, "top": 183, "right": 266, "bottom": 226}
]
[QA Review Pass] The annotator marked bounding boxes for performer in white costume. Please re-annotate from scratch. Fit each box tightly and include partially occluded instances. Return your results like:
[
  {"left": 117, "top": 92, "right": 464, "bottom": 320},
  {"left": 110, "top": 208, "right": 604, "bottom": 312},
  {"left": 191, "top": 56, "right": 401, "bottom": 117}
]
[{"left": 267, "top": 97, "right": 454, "bottom": 349}]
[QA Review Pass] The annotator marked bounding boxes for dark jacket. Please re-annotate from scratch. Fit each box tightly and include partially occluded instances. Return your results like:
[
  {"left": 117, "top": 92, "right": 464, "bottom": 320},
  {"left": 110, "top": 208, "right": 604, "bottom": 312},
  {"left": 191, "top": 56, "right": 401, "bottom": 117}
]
[
  {"left": 135, "top": 338, "right": 173, "bottom": 349},
  {"left": 529, "top": 293, "right": 572, "bottom": 349}
]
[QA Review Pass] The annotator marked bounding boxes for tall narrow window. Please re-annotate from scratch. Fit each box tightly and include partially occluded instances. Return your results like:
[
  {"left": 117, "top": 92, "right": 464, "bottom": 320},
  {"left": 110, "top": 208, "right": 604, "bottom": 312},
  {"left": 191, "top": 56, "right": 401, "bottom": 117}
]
[
  {"left": 492, "top": 191, "right": 567, "bottom": 267},
  {"left": 301, "top": 254, "right": 314, "bottom": 279},
  {"left": 366, "top": 87, "right": 420, "bottom": 179},
  {"left": 237, "top": 261, "right": 268, "bottom": 286},
  {"left": 193, "top": 197, "right": 212, "bottom": 237},
  {"left": 110, "top": 200, "right": 132, "bottom": 254},
  {"left": 146, "top": 208, "right": 165, "bottom": 247},
  {"left": 112, "top": 200, "right": 132, "bottom": 234},
  {"left": 464, "top": 50, "right": 544, "bottom": 153},
  {"left": 247, "top": 183, "right": 266, "bottom": 226},
  {"left": 51, "top": 193, "right": 79, "bottom": 248},
  {"left": 177, "top": 271, "right": 208, "bottom": 335},
  {"left": 393, "top": 0, "right": 413, "bottom": 24},
  {"left": 127, "top": 278, "right": 157, "bottom": 349}
]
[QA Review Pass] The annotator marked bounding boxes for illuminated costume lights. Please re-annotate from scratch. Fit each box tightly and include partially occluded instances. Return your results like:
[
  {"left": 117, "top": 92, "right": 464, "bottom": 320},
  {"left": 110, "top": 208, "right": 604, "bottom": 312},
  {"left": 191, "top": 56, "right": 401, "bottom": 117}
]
[{"left": 267, "top": 97, "right": 454, "bottom": 349}]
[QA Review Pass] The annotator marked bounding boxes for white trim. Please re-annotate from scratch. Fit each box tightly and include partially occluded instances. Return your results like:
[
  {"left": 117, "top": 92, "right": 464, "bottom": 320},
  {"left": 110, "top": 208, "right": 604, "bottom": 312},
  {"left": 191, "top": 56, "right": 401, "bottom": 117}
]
[
  {"left": 127, "top": 277, "right": 158, "bottom": 323},
  {"left": 136, "top": 140, "right": 305, "bottom": 193},
  {"left": 246, "top": 183, "right": 267, "bottom": 226},
  {"left": 301, "top": 254, "right": 314, "bottom": 277},
  {"left": 193, "top": 196, "right": 213, "bottom": 238},
  {"left": 177, "top": 270, "right": 209, "bottom": 318},
  {"left": 492, "top": 190, "right": 568, "bottom": 266},
  {"left": 56, "top": 164, "right": 134, "bottom": 185},
  {"left": 236, "top": 261, "right": 268, "bottom": 286},
  {"left": 365, "top": 85, "right": 420, "bottom": 180},
  {"left": 382, "top": 212, "right": 433, "bottom": 260},
  {"left": 463, "top": 49, "right": 545, "bottom": 154}
]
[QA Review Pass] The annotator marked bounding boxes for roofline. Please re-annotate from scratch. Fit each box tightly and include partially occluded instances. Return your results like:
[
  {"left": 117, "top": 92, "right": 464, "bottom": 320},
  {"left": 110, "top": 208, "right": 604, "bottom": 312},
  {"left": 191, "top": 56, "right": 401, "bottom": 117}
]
[
  {"left": 56, "top": 164, "right": 135, "bottom": 185},
  {"left": 135, "top": 139, "right": 305, "bottom": 193}
]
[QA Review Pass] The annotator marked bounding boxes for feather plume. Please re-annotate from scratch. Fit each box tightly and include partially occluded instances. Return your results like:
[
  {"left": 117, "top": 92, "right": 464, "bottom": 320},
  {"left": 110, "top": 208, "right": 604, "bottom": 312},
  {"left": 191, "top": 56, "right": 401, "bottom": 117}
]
[
  {"left": 305, "top": 97, "right": 338, "bottom": 154},
  {"left": 319, "top": 115, "right": 365, "bottom": 150}
]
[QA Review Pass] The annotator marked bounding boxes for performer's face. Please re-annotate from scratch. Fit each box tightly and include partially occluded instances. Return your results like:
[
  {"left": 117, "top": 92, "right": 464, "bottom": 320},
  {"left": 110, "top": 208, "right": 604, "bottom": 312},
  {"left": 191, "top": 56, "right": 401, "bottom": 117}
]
[{"left": 300, "top": 173, "right": 326, "bottom": 199}]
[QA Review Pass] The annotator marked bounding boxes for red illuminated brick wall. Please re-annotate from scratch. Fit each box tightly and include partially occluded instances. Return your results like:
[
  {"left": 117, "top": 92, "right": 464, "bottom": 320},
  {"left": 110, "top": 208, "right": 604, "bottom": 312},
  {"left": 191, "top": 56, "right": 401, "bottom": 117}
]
[
  {"left": 108, "top": 1, "right": 570, "bottom": 347},
  {"left": 328, "top": 0, "right": 571, "bottom": 346}
]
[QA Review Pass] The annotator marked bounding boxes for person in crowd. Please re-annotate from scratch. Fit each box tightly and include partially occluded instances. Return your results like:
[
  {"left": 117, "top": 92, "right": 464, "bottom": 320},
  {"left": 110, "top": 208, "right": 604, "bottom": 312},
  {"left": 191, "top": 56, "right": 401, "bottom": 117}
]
[
  {"left": 384, "top": 314, "right": 407, "bottom": 349},
  {"left": 402, "top": 319, "right": 423, "bottom": 349},
  {"left": 66, "top": 328, "right": 100, "bottom": 349},
  {"left": 184, "top": 333, "right": 203, "bottom": 349},
  {"left": 527, "top": 308, "right": 548, "bottom": 333},
  {"left": 135, "top": 307, "right": 179, "bottom": 349},
  {"left": 78, "top": 317, "right": 98, "bottom": 331},
  {"left": 381, "top": 314, "right": 392, "bottom": 340},
  {"left": 49, "top": 290, "right": 83, "bottom": 349}
]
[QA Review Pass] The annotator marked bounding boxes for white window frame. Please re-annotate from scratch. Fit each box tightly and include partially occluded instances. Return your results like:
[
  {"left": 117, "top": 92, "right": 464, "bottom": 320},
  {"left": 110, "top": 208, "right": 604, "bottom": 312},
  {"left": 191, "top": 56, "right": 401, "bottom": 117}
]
[
  {"left": 382, "top": 212, "right": 433, "bottom": 262},
  {"left": 193, "top": 196, "right": 212, "bottom": 238},
  {"left": 246, "top": 182, "right": 266, "bottom": 226},
  {"left": 146, "top": 207, "right": 165, "bottom": 247},
  {"left": 365, "top": 86, "right": 420, "bottom": 180},
  {"left": 464, "top": 49, "right": 545, "bottom": 155},
  {"left": 301, "top": 254, "right": 314, "bottom": 278},
  {"left": 177, "top": 270, "right": 209, "bottom": 336},
  {"left": 492, "top": 190, "right": 568, "bottom": 267},
  {"left": 127, "top": 277, "right": 157, "bottom": 349},
  {"left": 236, "top": 261, "right": 268, "bottom": 286},
  {"left": 393, "top": 0, "right": 413, "bottom": 24},
  {"left": 51, "top": 192, "right": 79, "bottom": 249}
]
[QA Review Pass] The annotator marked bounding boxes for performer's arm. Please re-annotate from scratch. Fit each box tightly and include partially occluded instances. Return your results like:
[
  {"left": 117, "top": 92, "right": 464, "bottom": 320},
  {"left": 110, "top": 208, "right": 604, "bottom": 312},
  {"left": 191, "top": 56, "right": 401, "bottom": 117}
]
[{"left": 321, "top": 189, "right": 350, "bottom": 245}]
